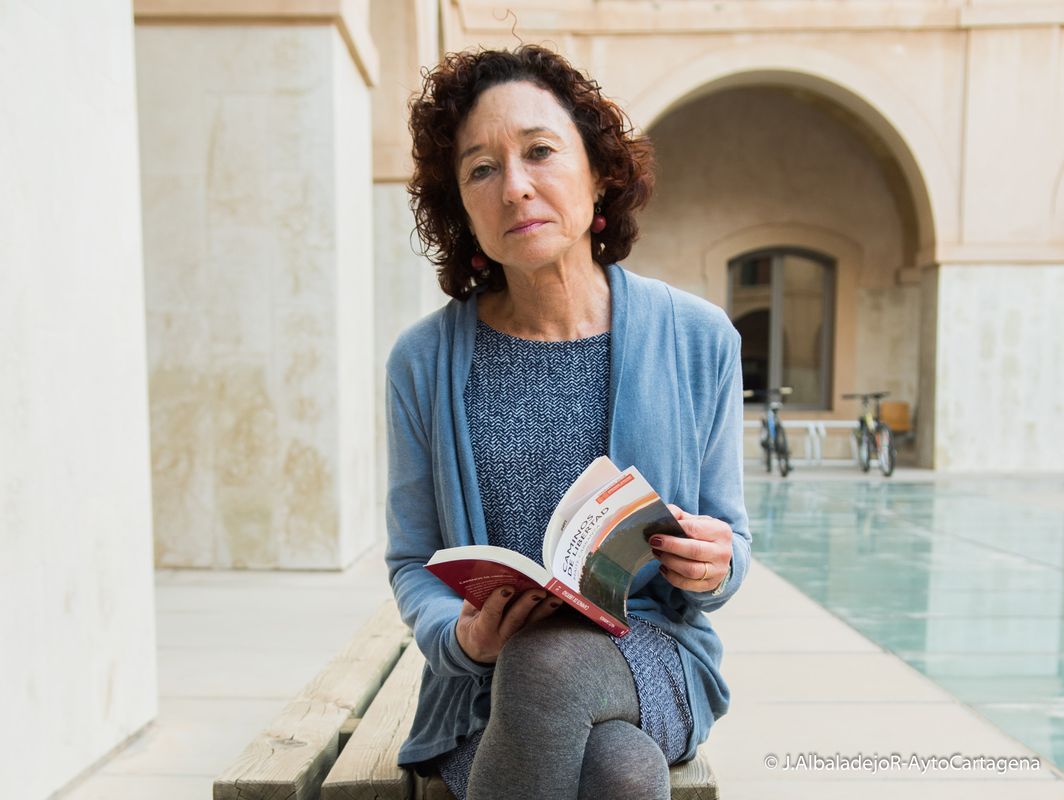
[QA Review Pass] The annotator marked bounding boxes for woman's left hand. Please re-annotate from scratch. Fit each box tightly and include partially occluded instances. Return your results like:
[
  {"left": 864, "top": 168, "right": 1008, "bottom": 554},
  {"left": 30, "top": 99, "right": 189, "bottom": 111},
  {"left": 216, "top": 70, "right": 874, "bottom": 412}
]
[{"left": 651, "top": 504, "right": 733, "bottom": 592}]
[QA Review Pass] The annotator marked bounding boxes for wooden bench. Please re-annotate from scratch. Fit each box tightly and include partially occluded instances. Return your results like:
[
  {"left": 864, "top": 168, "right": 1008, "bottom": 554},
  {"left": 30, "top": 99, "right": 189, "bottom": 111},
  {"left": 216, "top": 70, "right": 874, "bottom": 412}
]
[
  {"left": 213, "top": 599, "right": 411, "bottom": 799},
  {"left": 215, "top": 600, "right": 721, "bottom": 799}
]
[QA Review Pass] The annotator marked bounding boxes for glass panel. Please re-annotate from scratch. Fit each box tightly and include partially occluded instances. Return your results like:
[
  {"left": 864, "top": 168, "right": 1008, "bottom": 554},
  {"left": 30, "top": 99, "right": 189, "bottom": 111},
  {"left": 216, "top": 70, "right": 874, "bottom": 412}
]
[
  {"left": 729, "top": 256, "right": 771, "bottom": 400},
  {"left": 780, "top": 254, "right": 825, "bottom": 406}
]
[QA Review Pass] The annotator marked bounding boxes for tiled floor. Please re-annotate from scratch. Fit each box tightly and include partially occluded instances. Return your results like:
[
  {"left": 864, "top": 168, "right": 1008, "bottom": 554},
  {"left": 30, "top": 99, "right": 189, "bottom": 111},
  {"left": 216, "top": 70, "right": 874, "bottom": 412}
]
[{"left": 55, "top": 470, "right": 1064, "bottom": 798}]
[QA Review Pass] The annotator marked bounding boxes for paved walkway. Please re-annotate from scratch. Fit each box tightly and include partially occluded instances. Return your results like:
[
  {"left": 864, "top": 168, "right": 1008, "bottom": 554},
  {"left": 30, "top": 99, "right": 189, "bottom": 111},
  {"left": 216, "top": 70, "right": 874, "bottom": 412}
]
[
  {"left": 57, "top": 517, "right": 1062, "bottom": 798},
  {"left": 55, "top": 546, "right": 391, "bottom": 799}
]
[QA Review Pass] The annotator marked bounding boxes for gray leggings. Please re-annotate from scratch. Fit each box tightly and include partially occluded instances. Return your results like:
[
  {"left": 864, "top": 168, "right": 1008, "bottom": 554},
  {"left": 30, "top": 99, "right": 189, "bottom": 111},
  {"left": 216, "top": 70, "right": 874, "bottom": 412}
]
[{"left": 465, "top": 610, "right": 671, "bottom": 800}]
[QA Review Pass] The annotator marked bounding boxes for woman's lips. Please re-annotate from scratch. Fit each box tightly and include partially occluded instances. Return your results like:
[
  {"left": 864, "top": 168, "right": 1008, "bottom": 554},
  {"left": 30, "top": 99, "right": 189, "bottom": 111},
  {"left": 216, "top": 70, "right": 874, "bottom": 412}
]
[{"left": 507, "top": 220, "right": 547, "bottom": 234}]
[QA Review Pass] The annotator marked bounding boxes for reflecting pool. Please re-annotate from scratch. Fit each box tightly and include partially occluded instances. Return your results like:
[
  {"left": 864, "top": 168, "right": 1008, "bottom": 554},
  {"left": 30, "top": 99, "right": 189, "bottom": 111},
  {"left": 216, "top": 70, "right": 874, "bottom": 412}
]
[{"left": 746, "top": 477, "right": 1064, "bottom": 770}]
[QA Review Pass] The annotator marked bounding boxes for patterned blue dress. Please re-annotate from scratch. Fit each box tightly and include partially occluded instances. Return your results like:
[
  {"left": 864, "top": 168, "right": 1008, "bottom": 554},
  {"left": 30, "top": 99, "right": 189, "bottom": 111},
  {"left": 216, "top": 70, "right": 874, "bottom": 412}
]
[{"left": 434, "top": 319, "right": 693, "bottom": 799}]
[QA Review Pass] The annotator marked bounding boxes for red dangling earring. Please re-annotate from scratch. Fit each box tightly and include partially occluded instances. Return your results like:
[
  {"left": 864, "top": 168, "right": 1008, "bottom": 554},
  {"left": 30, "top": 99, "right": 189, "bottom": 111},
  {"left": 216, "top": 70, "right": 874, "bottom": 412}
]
[
  {"left": 590, "top": 203, "right": 606, "bottom": 234},
  {"left": 471, "top": 241, "right": 487, "bottom": 270}
]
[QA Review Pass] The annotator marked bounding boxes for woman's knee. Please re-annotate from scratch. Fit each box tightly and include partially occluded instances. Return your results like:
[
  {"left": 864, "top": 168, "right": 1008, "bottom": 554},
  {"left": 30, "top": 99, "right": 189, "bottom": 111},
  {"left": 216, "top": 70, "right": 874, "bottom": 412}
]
[
  {"left": 492, "top": 612, "right": 634, "bottom": 712},
  {"left": 578, "top": 719, "right": 670, "bottom": 800},
  {"left": 496, "top": 613, "right": 606, "bottom": 681}
]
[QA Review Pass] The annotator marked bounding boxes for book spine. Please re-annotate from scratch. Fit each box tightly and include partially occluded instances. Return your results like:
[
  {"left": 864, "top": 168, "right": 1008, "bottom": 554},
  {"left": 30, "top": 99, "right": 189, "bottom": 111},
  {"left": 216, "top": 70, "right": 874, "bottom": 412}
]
[{"left": 544, "top": 577, "right": 630, "bottom": 637}]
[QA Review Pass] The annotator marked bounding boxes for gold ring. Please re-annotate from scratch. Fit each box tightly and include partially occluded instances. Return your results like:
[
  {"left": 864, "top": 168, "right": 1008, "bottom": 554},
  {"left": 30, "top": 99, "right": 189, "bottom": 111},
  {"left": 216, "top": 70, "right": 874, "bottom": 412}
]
[{"left": 701, "top": 562, "right": 711, "bottom": 582}]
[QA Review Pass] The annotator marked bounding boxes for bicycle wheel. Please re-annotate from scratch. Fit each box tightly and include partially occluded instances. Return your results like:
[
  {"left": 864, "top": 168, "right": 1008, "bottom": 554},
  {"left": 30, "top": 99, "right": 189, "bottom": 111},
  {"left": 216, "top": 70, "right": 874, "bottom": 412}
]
[
  {"left": 761, "top": 420, "right": 772, "bottom": 473},
  {"left": 775, "top": 423, "right": 791, "bottom": 478},
  {"left": 877, "top": 424, "right": 896, "bottom": 477},
  {"left": 857, "top": 427, "right": 872, "bottom": 472}
]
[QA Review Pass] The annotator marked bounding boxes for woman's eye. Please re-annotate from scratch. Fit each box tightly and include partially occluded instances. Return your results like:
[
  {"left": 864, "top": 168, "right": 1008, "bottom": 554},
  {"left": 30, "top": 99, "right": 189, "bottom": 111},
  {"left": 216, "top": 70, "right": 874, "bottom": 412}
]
[
  {"left": 470, "top": 164, "right": 491, "bottom": 180},
  {"left": 529, "top": 145, "right": 551, "bottom": 159}
]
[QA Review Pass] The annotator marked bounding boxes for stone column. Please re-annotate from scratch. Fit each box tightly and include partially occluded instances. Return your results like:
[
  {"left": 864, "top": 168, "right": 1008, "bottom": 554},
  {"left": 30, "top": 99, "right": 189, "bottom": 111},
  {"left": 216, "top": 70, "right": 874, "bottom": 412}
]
[
  {"left": 916, "top": 265, "right": 938, "bottom": 470},
  {"left": 1, "top": 2, "right": 156, "bottom": 796},
  {"left": 925, "top": 22, "right": 1064, "bottom": 471},
  {"left": 928, "top": 262, "right": 1064, "bottom": 471},
  {"left": 135, "top": 2, "right": 379, "bottom": 567},
  {"left": 370, "top": 0, "right": 447, "bottom": 519}
]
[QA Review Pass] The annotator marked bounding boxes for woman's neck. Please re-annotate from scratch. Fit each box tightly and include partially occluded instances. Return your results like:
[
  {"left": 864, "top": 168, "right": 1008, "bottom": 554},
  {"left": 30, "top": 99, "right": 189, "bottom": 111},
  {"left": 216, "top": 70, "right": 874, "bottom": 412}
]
[{"left": 478, "top": 261, "right": 611, "bottom": 342}]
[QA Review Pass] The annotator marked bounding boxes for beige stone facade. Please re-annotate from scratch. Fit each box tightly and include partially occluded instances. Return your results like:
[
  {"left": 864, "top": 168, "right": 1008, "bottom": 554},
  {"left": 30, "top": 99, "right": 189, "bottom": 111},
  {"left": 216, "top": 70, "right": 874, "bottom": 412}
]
[
  {"left": 130, "top": 0, "right": 1064, "bottom": 573},
  {"left": 372, "top": 0, "right": 1064, "bottom": 475},
  {"left": 135, "top": 3, "right": 380, "bottom": 570},
  {"left": 125, "top": 0, "right": 1064, "bottom": 575}
]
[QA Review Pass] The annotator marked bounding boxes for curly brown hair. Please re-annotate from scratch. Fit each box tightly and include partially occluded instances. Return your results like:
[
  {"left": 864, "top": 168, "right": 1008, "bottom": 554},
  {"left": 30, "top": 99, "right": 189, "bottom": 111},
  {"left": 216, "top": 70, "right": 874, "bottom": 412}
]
[{"left": 407, "top": 44, "right": 655, "bottom": 300}]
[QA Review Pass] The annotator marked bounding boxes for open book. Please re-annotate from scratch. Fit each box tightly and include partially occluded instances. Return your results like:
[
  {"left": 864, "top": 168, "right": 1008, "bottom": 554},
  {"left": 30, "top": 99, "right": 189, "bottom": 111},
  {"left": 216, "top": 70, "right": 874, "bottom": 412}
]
[{"left": 424, "top": 456, "right": 686, "bottom": 637}]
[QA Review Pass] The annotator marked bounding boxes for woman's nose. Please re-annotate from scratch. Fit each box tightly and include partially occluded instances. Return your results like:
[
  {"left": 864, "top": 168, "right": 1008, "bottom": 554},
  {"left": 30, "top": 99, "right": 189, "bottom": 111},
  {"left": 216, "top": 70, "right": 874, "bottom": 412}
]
[{"left": 501, "top": 159, "right": 534, "bottom": 203}]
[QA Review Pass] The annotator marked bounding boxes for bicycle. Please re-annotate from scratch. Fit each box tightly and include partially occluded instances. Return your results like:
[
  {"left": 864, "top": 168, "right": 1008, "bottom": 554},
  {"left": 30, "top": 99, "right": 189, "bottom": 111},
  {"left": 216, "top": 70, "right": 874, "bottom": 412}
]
[
  {"left": 743, "top": 387, "right": 793, "bottom": 477},
  {"left": 841, "top": 391, "right": 896, "bottom": 477}
]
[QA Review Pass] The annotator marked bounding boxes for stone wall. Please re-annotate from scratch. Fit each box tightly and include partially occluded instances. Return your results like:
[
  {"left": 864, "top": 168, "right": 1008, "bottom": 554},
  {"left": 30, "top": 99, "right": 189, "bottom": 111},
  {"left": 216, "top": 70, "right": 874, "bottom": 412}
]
[
  {"left": 933, "top": 265, "right": 1064, "bottom": 472},
  {"left": 0, "top": 2, "right": 157, "bottom": 796},
  {"left": 137, "top": 23, "right": 377, "bottom": 568}
]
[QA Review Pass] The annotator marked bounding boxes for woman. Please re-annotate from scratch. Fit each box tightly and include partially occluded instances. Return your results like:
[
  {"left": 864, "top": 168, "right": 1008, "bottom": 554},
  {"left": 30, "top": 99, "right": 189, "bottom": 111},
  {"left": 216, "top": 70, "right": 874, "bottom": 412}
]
[{"left": 384, "top": 45, "right": 750, "bottom": 799}]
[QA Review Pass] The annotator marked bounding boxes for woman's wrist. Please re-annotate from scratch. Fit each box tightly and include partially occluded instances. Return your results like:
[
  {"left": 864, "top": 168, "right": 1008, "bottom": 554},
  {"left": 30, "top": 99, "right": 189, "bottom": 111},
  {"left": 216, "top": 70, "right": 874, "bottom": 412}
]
[
  {"left": 708, "top": 559, "right": 733, "bottom": 596},
  {"left": 454, "top": 618, "right": 496, "bottom": 667}
]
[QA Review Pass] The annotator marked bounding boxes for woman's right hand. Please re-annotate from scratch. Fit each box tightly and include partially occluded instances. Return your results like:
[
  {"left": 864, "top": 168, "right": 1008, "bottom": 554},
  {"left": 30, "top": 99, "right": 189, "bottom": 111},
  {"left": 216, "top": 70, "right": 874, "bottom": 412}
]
[{"left": 455, "top": 586, "right": 562, "bottom": 665}]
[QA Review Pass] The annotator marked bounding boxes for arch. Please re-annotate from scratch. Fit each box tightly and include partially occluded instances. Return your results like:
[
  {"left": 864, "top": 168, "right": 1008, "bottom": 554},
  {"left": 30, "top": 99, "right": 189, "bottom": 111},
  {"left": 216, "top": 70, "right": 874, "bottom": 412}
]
[{"left": 628, "top": 42, "right": 949, "bottom": 255}]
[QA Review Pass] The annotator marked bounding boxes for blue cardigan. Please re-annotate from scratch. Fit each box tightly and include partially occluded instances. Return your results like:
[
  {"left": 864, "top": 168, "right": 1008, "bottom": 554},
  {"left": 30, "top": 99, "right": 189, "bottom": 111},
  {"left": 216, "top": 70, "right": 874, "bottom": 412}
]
[{"left": 384, "top": 262, "right": 751, "bottom": 768}]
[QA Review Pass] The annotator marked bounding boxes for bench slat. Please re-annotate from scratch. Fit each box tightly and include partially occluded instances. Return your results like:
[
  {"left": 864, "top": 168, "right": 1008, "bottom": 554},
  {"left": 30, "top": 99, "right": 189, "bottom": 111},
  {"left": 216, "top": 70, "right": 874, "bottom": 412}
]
[
  {"left": 670, "top": 742, "right": 720, "bottom": 800},
  {"left": 416, "top": 774, "right": 455, "bottom": 800},
  {"left": 214, "top": 699, "right": 348, "bottom": 800},
  {"left": 322, "top": 641, "right": 425, "bottom": 800},
  {"left": 213, "top": 600, "right": 408, "bottom": 800}
]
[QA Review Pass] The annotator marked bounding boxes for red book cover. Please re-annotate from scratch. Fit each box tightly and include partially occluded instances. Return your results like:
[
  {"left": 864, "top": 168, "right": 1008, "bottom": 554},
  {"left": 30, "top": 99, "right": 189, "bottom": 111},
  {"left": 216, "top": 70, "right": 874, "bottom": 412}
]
[
  {"left": 543, "top": 577, "right": 629, "bottom": 636},
  {"left": 425, "top": 558, "right": 545, "bottom": 609}
]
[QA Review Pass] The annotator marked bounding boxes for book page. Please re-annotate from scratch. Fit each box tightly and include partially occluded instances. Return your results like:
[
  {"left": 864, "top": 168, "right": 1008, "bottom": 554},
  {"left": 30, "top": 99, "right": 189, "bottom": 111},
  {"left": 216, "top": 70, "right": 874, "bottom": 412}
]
[{"left": 541, "top": 455, "right": 620, "bottom": 567}]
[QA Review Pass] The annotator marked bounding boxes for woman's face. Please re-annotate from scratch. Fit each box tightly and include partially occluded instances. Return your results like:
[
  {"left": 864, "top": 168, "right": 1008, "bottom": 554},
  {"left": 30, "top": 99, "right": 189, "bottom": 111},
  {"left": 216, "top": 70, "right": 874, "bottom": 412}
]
[{"left": 454, "top": 80, "right": 602, "bottom": 275}]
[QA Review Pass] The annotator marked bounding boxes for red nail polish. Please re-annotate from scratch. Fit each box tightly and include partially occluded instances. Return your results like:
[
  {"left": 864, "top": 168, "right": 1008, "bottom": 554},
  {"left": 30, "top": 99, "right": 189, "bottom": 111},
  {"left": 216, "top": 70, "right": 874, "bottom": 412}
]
[
  {"left": 501, "top": 588, "right": 512, "bottom": 598},
  {"left": 650, "top": 536, "right": 663, "bottom": 547}
]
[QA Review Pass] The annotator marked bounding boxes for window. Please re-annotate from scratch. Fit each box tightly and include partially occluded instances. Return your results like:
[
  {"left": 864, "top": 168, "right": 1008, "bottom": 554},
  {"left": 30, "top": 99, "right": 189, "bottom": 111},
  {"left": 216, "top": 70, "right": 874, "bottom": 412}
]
[{"left": 727, "top": 248, "right": 835, "bottom": 409}]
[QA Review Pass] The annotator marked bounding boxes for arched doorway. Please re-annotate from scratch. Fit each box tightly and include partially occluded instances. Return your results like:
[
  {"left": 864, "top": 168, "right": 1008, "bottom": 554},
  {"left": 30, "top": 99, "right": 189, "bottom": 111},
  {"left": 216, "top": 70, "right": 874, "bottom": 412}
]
[{"left": 632, "top": 80, "right": 928, "bottom": 464}]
